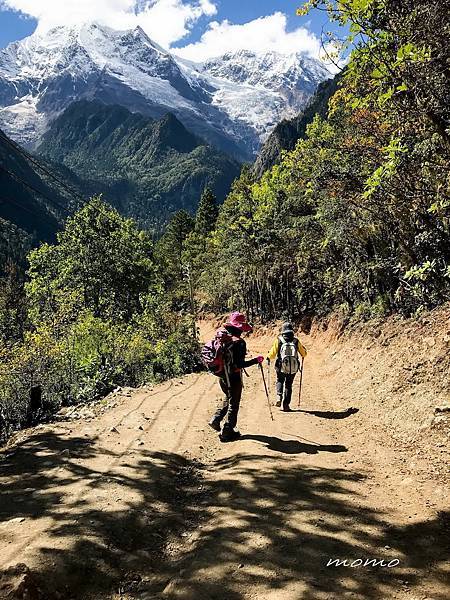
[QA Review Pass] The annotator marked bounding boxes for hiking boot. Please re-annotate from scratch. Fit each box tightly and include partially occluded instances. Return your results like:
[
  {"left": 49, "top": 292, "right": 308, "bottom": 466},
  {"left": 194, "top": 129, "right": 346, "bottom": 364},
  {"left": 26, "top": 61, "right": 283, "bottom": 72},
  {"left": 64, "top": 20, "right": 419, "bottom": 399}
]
[
  {"left": 282, "top": 405, "right": 293, "bottom": 412},
  {"left": 275, "top": 397, "right": 282, "bottom": 407},
  {"left": 219, "top": 427, "right": 241, "bottom": 442},
  {"left": 208, "top": 417, "right": 222, "bottom": 432}
]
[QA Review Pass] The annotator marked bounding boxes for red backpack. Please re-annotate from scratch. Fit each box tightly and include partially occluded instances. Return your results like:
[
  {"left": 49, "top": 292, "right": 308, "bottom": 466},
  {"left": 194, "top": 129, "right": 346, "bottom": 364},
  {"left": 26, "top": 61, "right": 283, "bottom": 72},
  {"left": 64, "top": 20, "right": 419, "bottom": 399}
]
[{"left": 201, "top": 328, "right": 237, "bottom": 377}]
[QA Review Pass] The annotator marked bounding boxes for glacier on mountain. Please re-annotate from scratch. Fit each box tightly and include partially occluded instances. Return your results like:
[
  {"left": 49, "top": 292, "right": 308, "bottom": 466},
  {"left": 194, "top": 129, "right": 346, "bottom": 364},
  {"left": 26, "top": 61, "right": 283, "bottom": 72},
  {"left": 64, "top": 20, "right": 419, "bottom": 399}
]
[{"left": 0, "top": 22, "right": 331, "bottom": 159}]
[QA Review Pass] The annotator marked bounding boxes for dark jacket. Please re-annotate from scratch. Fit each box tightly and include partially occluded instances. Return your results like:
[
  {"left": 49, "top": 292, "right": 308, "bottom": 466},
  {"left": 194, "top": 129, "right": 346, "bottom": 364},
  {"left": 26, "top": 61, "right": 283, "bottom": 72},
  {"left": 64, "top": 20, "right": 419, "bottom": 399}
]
[{"left": 224, "top": 325, "right": 259, "bottom": 372}]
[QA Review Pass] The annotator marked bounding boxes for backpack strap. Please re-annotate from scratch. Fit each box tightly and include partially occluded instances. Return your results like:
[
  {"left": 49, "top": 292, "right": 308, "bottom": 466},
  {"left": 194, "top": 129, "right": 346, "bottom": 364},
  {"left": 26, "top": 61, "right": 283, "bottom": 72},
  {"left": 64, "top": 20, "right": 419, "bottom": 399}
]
[
  {"left": 225, "top": 335, "right": 243, "bottom": 373},
  {"left": 278, "top": 336, "right": 284, "bottom": 357}
]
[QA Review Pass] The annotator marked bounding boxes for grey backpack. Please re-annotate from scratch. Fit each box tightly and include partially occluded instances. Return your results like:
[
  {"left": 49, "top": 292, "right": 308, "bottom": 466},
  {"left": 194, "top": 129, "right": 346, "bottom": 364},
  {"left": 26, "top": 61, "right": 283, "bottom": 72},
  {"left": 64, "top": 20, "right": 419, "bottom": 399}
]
[{"left": 279, "top": 337, "right": 300, "bottom": 374}]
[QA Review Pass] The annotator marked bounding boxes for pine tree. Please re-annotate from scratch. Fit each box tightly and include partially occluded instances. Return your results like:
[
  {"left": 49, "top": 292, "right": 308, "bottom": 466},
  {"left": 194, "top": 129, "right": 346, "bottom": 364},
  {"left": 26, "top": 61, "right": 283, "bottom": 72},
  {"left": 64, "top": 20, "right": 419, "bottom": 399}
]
[
  {"left": 195, "top": 188, "right": 218, "bottom": 236},
  {"left": 155, "top": 210, "right": 195, "bottom": 297}
]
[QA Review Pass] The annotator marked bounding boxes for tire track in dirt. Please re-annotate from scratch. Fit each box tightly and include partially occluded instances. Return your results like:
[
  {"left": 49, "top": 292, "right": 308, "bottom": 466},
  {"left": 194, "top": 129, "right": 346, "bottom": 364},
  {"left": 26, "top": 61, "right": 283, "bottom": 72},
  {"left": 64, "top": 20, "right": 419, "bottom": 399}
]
[
  {"left": 154, "top": 333, "right": 447, "bottom": 600},
  {"left": 1, "top": 375, "right": 208, "bottom": 569},
  {"left": 3, "top": 324, "right": 447, "bottom": 600},
  {"left": 171, "top": 378, "right": 217, "bottom": 454},
  {"left": 1, "top": 380, "right": 175, "bottom": 491}
]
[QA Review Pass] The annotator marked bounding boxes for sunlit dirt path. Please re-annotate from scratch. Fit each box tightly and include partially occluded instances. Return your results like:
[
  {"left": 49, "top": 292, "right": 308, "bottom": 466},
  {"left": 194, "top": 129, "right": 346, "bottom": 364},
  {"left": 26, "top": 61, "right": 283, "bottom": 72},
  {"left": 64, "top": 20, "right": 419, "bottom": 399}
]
[{"left": 0, "top": 325, "right": 448, "bottom": 599}]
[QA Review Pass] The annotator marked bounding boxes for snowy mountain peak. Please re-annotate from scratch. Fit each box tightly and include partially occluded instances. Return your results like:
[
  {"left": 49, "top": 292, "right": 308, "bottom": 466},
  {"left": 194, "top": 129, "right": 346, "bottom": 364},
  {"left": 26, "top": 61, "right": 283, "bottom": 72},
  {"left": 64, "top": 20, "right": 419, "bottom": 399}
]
[
  {"left": 0, "top": 22, "right": 331, "bottom": 158},
  {"left": 202, "top": 49, "right": 330, "bottom": 93},
  {"left": 0, "top": 22, "right": 174, "bottom": 81}
]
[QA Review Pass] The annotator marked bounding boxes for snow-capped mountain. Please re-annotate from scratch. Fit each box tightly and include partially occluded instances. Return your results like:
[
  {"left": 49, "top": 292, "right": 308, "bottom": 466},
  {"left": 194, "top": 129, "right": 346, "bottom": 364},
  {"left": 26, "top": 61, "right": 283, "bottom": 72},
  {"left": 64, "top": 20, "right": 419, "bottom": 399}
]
[
  {"left": 0, "top": 23, "right": 331, "bottom": 159},
  {"left": 202, "top": 50, "right": 327, "bottom": 108}
]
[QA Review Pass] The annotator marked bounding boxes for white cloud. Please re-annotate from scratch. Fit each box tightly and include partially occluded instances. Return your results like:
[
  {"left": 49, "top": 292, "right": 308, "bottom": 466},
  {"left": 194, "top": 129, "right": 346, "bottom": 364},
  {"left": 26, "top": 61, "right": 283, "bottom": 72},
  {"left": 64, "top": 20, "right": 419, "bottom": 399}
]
[
  {"left": 174, "top": 12, "right": 323, "bottom": 62},
  {"left": 1, "top": 0, "right": 135, "bottom": 29},
  {"left": 1, "top": 1, "right": 337, "bottom": 68},
  {"left": 0, "top": 0, "right": 217, "bottom": 48},
  {"left": 135, "top": 0, "right": 217, "bottom": 49}
]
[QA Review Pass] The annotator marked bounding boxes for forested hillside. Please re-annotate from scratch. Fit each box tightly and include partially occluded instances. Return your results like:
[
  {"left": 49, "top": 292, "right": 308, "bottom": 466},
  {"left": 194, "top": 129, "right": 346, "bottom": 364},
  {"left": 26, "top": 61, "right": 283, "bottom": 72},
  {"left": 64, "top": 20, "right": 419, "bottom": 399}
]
[
  {"left": 37, "top": 101, "right": 241, "bottom": 229},
  {"left": 178, "top": 0, "right": 450, "bottom": 320},
  {"left": 0, "top": 127, "right": 93, "bottom": 292},
  {"left": 0, "top": 195, "right": 208, "bottom": 440},
  {"left": 0, "top": 129, "right": 83, "bottom": 248}
]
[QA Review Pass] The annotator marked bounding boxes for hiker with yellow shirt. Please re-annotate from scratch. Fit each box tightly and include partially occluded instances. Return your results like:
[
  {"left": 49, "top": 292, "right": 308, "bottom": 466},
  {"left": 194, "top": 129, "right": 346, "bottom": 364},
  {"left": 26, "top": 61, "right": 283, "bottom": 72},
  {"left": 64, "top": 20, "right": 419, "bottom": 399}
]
[{"left": 266, "top": 322, "right": 307, "bottom": 412}]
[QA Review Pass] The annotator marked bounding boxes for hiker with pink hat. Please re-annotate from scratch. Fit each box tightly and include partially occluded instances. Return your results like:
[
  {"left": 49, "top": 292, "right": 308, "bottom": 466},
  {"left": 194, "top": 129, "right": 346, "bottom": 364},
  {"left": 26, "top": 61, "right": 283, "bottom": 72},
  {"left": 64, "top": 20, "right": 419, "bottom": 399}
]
[{"left": 205, "top": 312, "right": 263, "bottom": 442}]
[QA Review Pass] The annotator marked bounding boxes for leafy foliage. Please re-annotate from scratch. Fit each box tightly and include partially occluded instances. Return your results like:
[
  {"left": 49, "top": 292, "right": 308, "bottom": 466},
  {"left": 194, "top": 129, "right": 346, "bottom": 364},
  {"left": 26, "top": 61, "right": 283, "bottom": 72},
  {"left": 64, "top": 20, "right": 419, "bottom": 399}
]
[
  {"left": 0, "top": 262, "right": 28, "bottom": 345},
  {"left": 0, "top": 198, "right": 200, "bottom": 441},
  {"left": 0, "top": 218, "right": 32, "bottom": 277},
  {"left": 1, "top": 0, "right": 449, "bottom": 442},
  {"left": 26, "top": 197, "right": 158, "bottom": 324},
  {"left": 192, "top": 0, "right": 450, "bottom": 319}
]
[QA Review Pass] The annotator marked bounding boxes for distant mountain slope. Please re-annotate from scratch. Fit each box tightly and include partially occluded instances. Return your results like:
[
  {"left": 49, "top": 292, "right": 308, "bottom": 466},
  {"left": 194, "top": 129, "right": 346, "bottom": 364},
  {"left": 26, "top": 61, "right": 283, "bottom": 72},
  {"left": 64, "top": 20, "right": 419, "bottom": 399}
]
[
  {"left": 0, "top": 128, "right": 82, "bottom": 242},
  {"left": 253, "top": 71, "right": 343, "bottom": 178},
  {"left": 0, "top": 22, "right": 331, "bottom": 159},
  {"left": 0, "top": 127, "right": 88, "bottom": 271},
  {"left": 37, "top": 100, "right": 241, "bottom": 228}
]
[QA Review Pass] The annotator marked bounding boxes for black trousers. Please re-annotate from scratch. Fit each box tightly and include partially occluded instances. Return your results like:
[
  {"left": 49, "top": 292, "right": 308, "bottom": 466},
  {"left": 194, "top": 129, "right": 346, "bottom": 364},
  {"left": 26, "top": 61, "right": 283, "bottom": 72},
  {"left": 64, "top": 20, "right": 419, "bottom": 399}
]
[
  {"left": 212, "top": 373, "right": 243, "bottom": 429},
  {"left": 276, "top": 371, "right": 296, "bottom": 407}
]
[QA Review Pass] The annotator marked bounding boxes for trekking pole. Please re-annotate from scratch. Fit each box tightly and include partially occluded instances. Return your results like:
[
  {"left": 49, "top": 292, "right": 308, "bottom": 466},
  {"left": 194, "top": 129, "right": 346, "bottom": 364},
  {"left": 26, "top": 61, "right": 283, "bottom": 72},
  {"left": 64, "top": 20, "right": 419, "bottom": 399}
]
[
  {"left": 298, "top": 357, "right": 305, "bottom": 408},
  {"left": 267, "top": 361, "right": 271, "bottom": 400},
  {"left": 259, "top": 363, "right": 274, "bottom": 421}
]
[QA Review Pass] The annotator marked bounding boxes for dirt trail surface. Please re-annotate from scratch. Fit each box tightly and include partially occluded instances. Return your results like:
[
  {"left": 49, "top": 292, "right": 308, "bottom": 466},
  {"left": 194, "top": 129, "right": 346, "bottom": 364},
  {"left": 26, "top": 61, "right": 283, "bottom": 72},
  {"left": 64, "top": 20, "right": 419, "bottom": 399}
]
[{"left": 1, "top": 317, "right": 449, "bottom": 600}]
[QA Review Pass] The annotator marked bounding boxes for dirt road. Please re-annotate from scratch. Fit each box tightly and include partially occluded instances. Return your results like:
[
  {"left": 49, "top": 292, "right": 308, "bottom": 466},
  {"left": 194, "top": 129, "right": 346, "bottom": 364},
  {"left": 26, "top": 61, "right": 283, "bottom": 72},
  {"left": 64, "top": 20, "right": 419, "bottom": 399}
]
[{"left": 0, "top": 327, "right": 448, "bottom": 599}]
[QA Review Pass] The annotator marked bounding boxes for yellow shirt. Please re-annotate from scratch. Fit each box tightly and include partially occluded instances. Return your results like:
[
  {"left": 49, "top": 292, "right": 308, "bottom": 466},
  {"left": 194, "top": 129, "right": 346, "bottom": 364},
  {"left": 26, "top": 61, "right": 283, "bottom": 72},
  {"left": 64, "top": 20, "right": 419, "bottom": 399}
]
[{"left": 267, "top": 336, "right": 307, "bottom": 361}]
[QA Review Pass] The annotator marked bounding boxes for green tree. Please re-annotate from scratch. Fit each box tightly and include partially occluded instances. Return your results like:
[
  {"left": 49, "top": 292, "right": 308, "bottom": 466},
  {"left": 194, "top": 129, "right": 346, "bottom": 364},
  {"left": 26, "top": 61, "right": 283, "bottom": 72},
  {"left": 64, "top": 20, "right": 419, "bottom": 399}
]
[
  {"left": 0, "top": 262, "right": 27, "bottom": 344},
  {"left": 195, "top": 188, "right": 219, "bottom": 236},
  {"left": 26, "top": 197, "right": 157, "bottom": 325},
  {"left": 155, "top": 210, "right": 195, "bottom": 301},
  {"left": 198, "top": 0, "right": 450, "bottom": 318},
  {"left": 181, "top": 188, "right": 219, "bottom": 308},
  {"left": 1, "top": 198, "right": 202, "bottom": 441},
  {"left": 298, "top": 1, "right": 449, "bottom": 149}
]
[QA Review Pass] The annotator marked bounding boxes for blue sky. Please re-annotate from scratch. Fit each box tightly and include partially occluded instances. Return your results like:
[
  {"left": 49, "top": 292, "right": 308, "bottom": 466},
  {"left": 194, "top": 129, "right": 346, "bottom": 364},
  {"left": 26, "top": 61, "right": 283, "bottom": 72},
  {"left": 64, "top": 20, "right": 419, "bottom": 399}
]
[
  {"left": 0, "top": 8, "right": 36, "bottom": 47},
  {"left": 178, "top": 1, "right": 334, "bottom": 43},
  {"left": 0, "top": 0, "right": 340, "bottom": 61}
]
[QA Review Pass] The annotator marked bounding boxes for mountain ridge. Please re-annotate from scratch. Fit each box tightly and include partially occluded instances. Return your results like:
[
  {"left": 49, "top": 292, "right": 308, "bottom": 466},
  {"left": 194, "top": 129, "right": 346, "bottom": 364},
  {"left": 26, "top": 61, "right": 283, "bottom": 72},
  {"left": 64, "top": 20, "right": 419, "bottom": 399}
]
[
  {"left": 0, "top": 126, "right": 89, "bottom": 271},
  {"left": 0, "top": 127, "right": 80, "bottom": 241},
  {"left": 37, "top": 100, "right": 241, "bottom": 228},
  {"left": 0, "top": 22, "right": 331, "bottom": 159}
]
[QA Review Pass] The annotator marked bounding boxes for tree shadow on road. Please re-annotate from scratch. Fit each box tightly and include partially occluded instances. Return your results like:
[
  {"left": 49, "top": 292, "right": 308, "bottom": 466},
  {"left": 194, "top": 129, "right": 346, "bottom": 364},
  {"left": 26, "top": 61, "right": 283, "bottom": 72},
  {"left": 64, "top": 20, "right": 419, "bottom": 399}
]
[
  {"left": 0, "top": 430, "right": 207, "bottom": 598},
  {"left": 175, "top": 453, "right": 449, "bottom": 600},
  {"left": 0, "top": 430, "right": 448, "bottom": 600}
]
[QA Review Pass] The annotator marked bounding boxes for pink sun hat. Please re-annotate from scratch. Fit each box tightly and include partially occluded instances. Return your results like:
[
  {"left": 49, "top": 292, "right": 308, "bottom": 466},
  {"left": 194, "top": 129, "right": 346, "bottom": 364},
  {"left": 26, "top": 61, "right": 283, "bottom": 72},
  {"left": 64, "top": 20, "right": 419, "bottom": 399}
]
[{"left": 225, "top": 311, "right": 253, "bottom": 333}]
